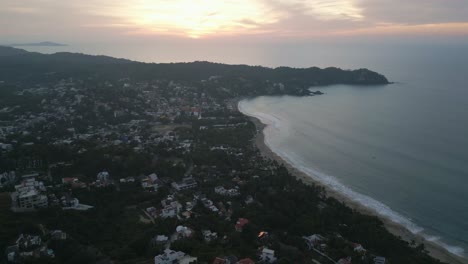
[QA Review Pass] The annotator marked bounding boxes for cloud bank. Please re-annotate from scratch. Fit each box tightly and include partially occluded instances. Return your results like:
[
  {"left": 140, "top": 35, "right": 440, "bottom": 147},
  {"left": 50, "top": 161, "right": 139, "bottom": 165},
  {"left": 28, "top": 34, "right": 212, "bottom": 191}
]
[{"left": 1, "top": 0, "right": 468, "bottom": 41}]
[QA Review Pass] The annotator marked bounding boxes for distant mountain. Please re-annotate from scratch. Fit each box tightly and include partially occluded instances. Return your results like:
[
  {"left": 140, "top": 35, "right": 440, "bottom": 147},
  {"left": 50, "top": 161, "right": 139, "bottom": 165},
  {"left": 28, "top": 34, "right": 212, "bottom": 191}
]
[
  {"left": 0, "top": 46, "right": 29, "bottom": 56},
  {"left": 9, "top": 41, "right": 67, "bottom": 47},
  {"left": 0, "top": 46, "right": 390, "bottom": 88}
]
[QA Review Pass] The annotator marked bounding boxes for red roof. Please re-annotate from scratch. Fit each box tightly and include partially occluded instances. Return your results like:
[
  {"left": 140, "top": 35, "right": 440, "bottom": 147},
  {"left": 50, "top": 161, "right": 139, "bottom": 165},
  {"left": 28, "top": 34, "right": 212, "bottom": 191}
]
[
  {"left": 235, "top": 218, "right": 249, "bottom": 231},
  {"left": 213, "top": 257, "right": 227, "bottom": 264},
  {"left": 62, "top": 177, "right": 78, "bottom": 183},
  {"left": 237, "top": 258, "right": 255, "bottom": 264},
  {"left": 236, "top": 218, "right": 249, "bottom": 226},
  {"left": 338, "top": 258, "right": 352, "bottom": 264}
]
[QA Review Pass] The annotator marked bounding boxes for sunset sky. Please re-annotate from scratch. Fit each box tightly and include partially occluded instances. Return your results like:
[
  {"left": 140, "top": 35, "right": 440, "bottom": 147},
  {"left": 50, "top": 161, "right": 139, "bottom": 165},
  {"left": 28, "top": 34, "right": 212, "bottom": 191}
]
[{"left": 1, "top": 0, "right": 468, "bottom": 43}]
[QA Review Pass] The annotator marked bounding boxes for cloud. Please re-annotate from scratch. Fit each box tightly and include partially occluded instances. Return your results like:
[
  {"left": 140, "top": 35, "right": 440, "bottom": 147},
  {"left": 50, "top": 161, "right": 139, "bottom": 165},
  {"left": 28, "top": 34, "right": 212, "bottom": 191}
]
[
  {"left": 1, "top": 0, "right": 467, "bottom": 41},
  {"left": 356, "top": 0, "right": 468, "bottom": 24}
]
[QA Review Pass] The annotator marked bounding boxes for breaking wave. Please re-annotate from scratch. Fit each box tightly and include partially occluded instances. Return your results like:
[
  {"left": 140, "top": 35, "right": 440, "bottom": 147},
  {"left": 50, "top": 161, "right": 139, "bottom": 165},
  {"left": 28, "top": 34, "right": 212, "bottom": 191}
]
[{"left": 238, "top": 100, "right": 466, "bottom": 258}]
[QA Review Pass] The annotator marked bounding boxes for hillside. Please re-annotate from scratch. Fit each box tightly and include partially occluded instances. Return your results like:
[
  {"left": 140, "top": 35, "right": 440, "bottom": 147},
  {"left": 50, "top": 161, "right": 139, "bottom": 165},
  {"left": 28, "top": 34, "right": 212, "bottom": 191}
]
[{"left": 0, "top": 46, "right": 389, "bottom": 88}]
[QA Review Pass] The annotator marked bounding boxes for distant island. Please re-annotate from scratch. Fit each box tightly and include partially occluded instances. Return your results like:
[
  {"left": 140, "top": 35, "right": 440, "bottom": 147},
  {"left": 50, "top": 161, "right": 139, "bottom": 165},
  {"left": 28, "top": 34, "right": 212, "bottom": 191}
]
[{"left": 8, "top": 41, "right": 67, "bottom": 47}]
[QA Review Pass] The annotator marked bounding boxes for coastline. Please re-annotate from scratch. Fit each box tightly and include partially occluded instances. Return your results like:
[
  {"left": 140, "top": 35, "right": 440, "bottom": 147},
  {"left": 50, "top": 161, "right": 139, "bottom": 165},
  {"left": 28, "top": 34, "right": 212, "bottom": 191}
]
[{"left": 240, "top": 102, "right": 468, "bottom": 264}]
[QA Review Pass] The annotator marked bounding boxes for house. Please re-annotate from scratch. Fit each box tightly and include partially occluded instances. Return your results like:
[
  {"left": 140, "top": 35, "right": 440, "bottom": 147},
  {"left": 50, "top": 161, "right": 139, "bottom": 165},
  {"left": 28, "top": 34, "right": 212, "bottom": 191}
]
[
  {"left": 213, "top": 257, "right": 228, "bottom": 264},
  {"left": 353, "top": 243, "right": 366, "bottom": 253},
  {"left": 61, "top": 196, "right": 79, "bottom": 208},
  {"left": 179, "top": 255, "right": 198, "bottom": 264},
  {"left": 374, "top": 256, "right": 386, "bottom": 264},
  {"left": 160, "top": 196, "right": 182, "bottom": 218},
  {"left": 50, "top": 230, "right": 67, "bottom": 240},
  {"left": 5, "top": 245, "right": 19, "bottom": 262},
  {"left": 120, "top": 177, "right": 135, "bottom": 183},
  {"left": 16, "top": 234, "right": 42, "bottom": 250},
  {"left": 152, "top": 235, "right": 169, "bottom": 245},
  {"left": 172, "top": 177, "right": 197, "bottom": 191},
  {"left": 61, "top": 177, "right": 78, "bottom": 184},
  {"left": 303, "top": 234, "right": 325, "bottom": 250},
  {"left": 259, "top": 248, "right": 276, "bottom": 263},
  {"left": 61, "top": 177, "right": 86, "bottom": 188},
  {"left": 258, "top": 231, "right": 269, "bottom": 239},
  {"left": 176, "top": 226, "right": 193, "bottom": 239},
  {"left": 236, "top": 258, "right": 255, "bottom": 264},
  {"left": 214, "top": 186, "right": 240, "bottom": 197},
  {"left": 202, "top": 230, "right": 218, "bottom": 242},
  {"left": 142, "top": 173, "right": 160, "bottom": 190},
  {"left": 235, "top": 218, "right": 249, "bottom": 232},
  {"left": 0, "top": 171, "right": 16, "bottom": 187},
  {"left": 244, "top": 195, "right": 254, "bottom": 205},
  {"left": 146, "top": 207, "right": 158, "bottom": 217},
  {"left": 201, "top": 198, "right": 219, "bottom": 212},
  {"left": 154, "top": 249, "right": 186, "bottom": 264},
  {"left": 95, "top": 171, "right": 113, "bottom": 187},
  {"left": 213, "top": 256, "right": 241, "bottom": 264},
  {"left": 161, "top": 204, "right": 179, "bottom": 218},
  {"left": 338, "top": 257, "right": 352, "bottom": 264},
  {"left": 97, "top": 171, "right": 110, "bottom": 182},
  {"left": 11, "top": 179, "right": 48, "bottom": 210}
]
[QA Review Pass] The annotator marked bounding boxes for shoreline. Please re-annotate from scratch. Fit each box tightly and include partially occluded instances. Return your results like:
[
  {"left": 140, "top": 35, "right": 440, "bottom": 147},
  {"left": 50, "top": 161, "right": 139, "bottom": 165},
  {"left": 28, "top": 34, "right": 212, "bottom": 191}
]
[{"left": 239, "top": 102, "right": 468, "bottom": 264}]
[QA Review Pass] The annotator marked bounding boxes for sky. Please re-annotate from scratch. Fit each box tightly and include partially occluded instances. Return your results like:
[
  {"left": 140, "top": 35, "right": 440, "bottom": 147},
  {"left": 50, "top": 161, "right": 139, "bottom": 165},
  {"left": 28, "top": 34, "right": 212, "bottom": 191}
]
[{"left": 1, "top": 0, "right": 468, "bottom": 42}]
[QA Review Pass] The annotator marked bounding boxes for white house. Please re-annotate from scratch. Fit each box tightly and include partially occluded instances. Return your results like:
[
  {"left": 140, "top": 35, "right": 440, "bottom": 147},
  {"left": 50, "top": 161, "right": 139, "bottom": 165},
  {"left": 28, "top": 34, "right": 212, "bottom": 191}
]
[
  {"left": 11, "top": 179, "right": 48, "bottom": 210},
  {"left": 160, "top": 204, "right": 180, "bottom": 218},
  {"left": 0, "top": 171, "right": 16, "bottom": 187},
  {"left": 176, "top": 226, "right": 193, "bottom": 239},
  {"left": 374, "top": 256, "right": 386, "bottom": 264},
  {"left": 154, "top": 249, "right": 186, "bottom": 264},
  {"left": 172, "top": 177, "right": 197, "bottom": 191},
  {"left": 160, "top": 196, "right": 182, "bottom": 218},
  {"left": 353, "top": 243, "right": 366, "bottom": 253},
  {"left": 260, "top": 248, "right": 277, "bottom": 263},
  {"left": 303, "top": 234, "right": 325, "bottom": 250},
  {"left": 202, "top": 230, "right": 218, "bottom": 242},
  {"left": 97, "top": 171, "right": 110, "bottom": 182},
  {"left": 142, "top": 173, "right": 160, "bottom": 190},
  {"left": 214, "top": 186, "right": 240, "bottom": 197},
  {"left": 152, "top": 235, "right": 169, "bottom": 245}
]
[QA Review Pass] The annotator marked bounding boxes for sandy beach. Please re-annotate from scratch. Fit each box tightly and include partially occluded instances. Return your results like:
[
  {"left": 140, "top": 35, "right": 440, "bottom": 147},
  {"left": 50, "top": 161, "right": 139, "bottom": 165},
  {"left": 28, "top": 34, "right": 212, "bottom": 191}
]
[{"left": 245, "top": 111, "right": 468, "bottom": 264}]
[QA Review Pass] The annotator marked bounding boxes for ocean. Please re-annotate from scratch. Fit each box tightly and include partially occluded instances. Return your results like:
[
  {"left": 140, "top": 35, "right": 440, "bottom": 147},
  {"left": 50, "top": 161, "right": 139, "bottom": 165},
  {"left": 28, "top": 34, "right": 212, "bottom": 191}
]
[
  {"left": 237, "top": 45, "right": 468, "bottom": 257},
  {"left": 22, "top": 41, "right": 468, "bottom": 257}
]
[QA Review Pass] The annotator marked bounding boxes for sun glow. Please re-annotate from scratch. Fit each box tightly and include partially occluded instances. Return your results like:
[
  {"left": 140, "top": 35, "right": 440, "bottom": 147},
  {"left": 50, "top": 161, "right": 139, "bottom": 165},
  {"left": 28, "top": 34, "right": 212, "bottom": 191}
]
[{"left": 116, "top": 0, "right": 280, "bottom": 38}]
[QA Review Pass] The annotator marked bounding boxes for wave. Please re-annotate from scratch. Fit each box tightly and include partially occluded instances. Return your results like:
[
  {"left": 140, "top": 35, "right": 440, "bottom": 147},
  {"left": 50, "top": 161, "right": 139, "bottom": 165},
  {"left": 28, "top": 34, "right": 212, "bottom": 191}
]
[{"left": 238, "top": 100, "right": 466, "bottom": 258}]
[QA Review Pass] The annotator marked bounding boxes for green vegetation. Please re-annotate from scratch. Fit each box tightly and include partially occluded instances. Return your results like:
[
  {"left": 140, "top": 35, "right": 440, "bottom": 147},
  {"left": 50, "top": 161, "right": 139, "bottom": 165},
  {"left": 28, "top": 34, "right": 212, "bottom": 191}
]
[{"left": 0, "top": 47, "right": 447, "bottom": 264}]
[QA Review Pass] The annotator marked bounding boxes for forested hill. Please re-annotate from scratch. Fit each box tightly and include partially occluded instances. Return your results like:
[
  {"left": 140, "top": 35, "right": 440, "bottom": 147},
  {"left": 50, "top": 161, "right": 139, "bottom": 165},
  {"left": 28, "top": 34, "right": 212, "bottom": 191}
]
[{"left": 0, "top": 46, "right": 389, "bottom": 84}]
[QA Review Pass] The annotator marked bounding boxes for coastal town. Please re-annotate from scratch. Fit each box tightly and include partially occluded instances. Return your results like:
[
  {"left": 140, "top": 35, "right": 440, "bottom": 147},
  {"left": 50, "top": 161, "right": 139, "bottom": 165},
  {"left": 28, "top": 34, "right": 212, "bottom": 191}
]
[{"left": 0, "top": 54, "right": 443, "bottom": 264}]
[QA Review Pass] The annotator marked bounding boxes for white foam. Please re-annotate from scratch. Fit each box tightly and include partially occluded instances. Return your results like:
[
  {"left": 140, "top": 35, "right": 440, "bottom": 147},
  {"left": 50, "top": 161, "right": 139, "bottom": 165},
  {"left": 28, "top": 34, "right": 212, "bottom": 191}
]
[{"left": 238, "top": 100, "right": 467, "bottom": 258}]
